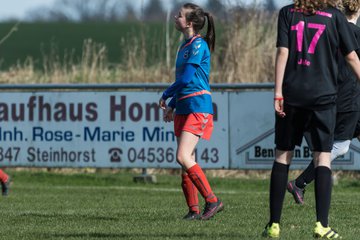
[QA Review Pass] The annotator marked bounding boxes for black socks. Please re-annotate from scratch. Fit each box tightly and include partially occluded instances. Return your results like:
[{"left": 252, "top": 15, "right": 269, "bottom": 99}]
[
  {"left": 315, "top": 166, "right": 332, "bottom": 227},
  {"left": 269, "top": 161, "right": 290, "bottom": 224},
  {"left": 295, "top": 160, "right": 315, "bottom": 189},
  {"left": 269, "top": 162, "right": 332, "bottom": 227}
]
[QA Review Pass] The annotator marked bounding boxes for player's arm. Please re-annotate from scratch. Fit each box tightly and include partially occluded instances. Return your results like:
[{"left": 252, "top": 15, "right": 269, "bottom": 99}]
[
  {"left": 161, "top": 63, "right": 197, "bottom": 100},
  {"left": 168, "top": 97, "right": 176, "bottom": 109},
  {"left": 345, "top": 51, "right": 360, "bottom": 82},
  {"left": 159, "top": 64, "right": 197, "bottom": 109},
  {"left": 274, "top": 47, "right": 288, "bottom": 97},
  {"left": 274, "top": 47, "right": 288, "bottom": 117}
]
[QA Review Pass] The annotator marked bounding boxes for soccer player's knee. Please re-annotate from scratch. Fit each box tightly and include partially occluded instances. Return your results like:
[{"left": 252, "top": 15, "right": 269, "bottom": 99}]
[
  {"left": 333, "top": 148, "right": 348, "bottom": 159},
  {"left": 338, "top": 145, "right": 349, "bottom": 156},
  {"left": 176, "top": 152, "right": 187, "bottom": 166},
  {"left": 332, "top": 140, "right": 351, "bottom": 159}
]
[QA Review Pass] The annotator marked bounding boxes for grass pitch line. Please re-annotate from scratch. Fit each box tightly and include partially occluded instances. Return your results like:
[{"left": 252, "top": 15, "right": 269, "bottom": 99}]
[
  {"left": 18, "top": 185, "right": 254, "bottom": 195},
  {"left": 16, "top": 185, "right": 360, "bottom": 196}
]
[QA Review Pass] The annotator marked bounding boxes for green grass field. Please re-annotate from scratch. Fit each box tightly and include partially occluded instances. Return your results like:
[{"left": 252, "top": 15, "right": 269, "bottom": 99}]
[{"left": 0, "top": 170, "right": 359, "bottom": 239}]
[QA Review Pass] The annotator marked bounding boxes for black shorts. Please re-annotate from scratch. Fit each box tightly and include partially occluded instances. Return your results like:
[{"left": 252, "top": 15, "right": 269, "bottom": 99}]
[
  {"left": 334, "top": 111, "right": 360, "bottom": 140},
  {"left": 353, "top": 117, "right": 360, "bottom": 139},
  {"left": 275, "top": 104, "right": 336, "bottom": 152}
]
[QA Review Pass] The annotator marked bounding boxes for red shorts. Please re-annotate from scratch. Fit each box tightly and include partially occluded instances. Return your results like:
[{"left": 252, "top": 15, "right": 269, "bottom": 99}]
[{"left": 174, "top": 113, "right": 214, "bottom": 140}]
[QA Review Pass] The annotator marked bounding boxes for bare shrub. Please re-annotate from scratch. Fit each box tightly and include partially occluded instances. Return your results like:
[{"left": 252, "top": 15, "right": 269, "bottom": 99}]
[{"left": 215, "top": 10, "right": 277, "bottom": 83}]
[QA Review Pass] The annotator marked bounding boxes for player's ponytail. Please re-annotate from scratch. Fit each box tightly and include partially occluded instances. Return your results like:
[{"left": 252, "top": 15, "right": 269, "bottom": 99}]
[
  {"left": 204, "top": 12, "right": 216, "bottom": 52},
  {"left": 183, "top": 3, "right": 216, "bottom": 52}
]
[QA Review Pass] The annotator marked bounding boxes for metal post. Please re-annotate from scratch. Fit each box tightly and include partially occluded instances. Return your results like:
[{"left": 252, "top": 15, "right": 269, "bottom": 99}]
[{"left": 133, "top": 168, "right": 157, "bottom": 183}]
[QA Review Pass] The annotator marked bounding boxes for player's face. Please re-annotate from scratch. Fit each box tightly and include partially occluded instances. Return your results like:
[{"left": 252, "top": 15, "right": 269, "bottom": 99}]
[{"left": 174, "top": 8, "right": 189, "bottom": 31}]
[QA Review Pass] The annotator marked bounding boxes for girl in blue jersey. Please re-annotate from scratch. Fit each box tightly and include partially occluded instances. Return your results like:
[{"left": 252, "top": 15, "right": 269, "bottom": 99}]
[
  {"left": 263, "top": 0, "right": 360, "bottom": 238},
  {"left": 159, "top": 3, "right": 223, "bottom": 221}
]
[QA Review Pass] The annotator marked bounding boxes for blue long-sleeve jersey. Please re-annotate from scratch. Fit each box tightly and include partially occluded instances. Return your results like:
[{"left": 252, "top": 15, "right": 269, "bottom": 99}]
[{"left": 162, "top": 35, "right": 213, "bottom": 115}]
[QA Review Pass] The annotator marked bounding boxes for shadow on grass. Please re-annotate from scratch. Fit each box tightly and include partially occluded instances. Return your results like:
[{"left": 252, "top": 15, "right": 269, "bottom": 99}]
[
  {"left": 344, "top": 181, "right": 360, "bottom": 188},
  {"left": 41, "top": 232, "right": 249, "bottom": 239},
  {"left": 19, "top": 212, "right": 119, "bottom": 221}
]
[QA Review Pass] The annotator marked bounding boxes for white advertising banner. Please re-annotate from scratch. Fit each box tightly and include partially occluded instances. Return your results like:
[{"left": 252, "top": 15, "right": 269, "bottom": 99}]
[
  {"left": 0, "top": 92, "right": 229, "bottom": 169},
  {"left": 2, "top": 89, "right": 360, "bottom": 170},
  {"left": 229, "top": 91, "right": 360, "bottom": 170}
]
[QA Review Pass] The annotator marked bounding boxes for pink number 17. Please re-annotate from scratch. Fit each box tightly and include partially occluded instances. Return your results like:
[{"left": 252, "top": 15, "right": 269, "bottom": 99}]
[{"left": 291, "top": 21, "right": 326, "bottom": 54}]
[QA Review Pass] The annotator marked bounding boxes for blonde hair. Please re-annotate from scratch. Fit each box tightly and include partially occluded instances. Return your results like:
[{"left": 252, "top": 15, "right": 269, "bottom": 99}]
[
  {"left": 343, "top": 0, "right": 360, "bottom": 15},
  {"left": 294, "top": 0, "right": 341, "bottom": 14}
]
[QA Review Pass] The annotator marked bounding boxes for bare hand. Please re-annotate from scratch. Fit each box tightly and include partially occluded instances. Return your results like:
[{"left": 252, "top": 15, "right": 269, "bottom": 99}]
[
  {"left": 274, "top": 98, "right": 286, "bottom": 118},
  {"left": 159, "top": 97, "right": 166, "bottom": 110},
  {"left": 163, "top": 107, "right": 174, "bottom": 122}
]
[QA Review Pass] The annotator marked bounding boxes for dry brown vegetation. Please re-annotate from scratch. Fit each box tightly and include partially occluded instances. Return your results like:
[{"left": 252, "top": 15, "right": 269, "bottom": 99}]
[
  {"left": 217, "top": 11, "right": 277, "bottom": 83},
  {"left": 0, "top": 11, "right": 277, "bottom": 84}
]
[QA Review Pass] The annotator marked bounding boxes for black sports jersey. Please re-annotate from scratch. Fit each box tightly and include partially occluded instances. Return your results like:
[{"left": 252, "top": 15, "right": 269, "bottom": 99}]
[
  {"left": 336, "top": 23, "right": 360, "bottom": 112},
  {"left": 277, "top": 4, "right": 358, "bottom": 109}
]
